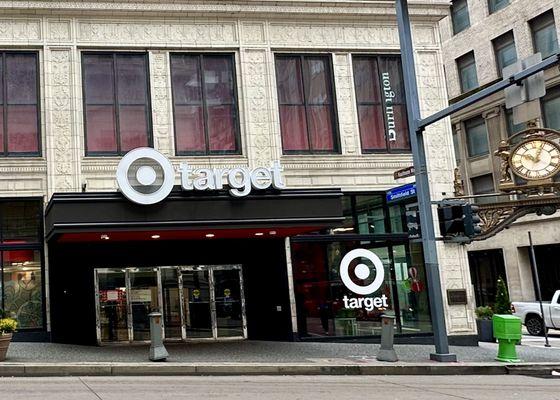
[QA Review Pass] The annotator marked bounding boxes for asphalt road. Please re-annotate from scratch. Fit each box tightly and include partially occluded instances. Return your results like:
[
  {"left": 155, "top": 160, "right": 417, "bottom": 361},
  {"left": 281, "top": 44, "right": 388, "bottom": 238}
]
[{"left": 0, "top": 375, "right": 558, "bottom": 400}]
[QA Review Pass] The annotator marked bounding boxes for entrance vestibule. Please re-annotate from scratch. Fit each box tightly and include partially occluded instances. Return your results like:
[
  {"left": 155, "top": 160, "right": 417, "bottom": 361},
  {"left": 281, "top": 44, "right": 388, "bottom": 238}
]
[{"left": 94, "top": 265, "right": 246, "bottom": 344}]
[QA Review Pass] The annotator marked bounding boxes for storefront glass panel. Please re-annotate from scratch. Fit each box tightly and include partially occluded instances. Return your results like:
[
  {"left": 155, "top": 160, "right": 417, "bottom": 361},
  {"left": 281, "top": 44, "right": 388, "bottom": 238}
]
[
  {"left": 292, "top": 240, "right": 432, "bottom": 339},
  {"left": 96, "top": 269, "right": 129, "bottom": 342},
  {"left": 129, "top": 268, "right": 159, "bottom": 341},
  {"left": 161, "top": 267, "right": 182, "bottom": 339},
  {"left": 2, "top": 249, "right": 42, "bottom": 329}
]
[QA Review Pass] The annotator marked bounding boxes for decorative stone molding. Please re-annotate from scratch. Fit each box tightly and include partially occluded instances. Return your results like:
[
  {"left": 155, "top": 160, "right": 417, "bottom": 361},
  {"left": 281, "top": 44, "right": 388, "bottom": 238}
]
[
  {"left": 333, "top": 53, "right": 360, "bottom": 155},
  {"left": 0, "top": 19, "right": 41, "bottom": 42},
  {"left": 241, "top": 22, "right": 266, "bottom": 45},
  {"left": 240, "top": 49, "right": 277, "bottom": 167},
  {"left": 47, "top": 19, "right": 72, "bottom": 42},
  {"left": 269, "top": 23, "right": 399, "bottom": 48},
  {"left": 149, "top": 51, "right": 173, "bottom": 156},
  {"left": 45, "top": 48, "right": 79, "bottom": 194},
  {"left": 77, "top": 20, "right": 238, "bottom": 45}
]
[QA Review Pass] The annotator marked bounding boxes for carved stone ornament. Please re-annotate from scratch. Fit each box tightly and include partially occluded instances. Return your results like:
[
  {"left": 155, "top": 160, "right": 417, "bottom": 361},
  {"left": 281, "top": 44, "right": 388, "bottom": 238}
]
[
  {"left": 474, "top": 195, "right": 560, "bottom": 241},
  {"left": 453, "top": 167, "right": 465, "bottom": 197}
]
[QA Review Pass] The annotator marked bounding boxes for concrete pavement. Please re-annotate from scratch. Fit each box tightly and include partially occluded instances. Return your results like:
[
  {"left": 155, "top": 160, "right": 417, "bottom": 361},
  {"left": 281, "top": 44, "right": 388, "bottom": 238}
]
[
  {"left": 0, "top": 375, "right": 559, "bottom": 400},
  {"left": 1, "top": 340, "right": 560, "bottom": 376}
]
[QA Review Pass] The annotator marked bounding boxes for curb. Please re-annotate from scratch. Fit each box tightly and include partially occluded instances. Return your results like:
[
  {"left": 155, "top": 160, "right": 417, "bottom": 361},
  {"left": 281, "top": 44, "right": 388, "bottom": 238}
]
[{"left": 0, "top": 362, "right": 526, "bottom": 377}]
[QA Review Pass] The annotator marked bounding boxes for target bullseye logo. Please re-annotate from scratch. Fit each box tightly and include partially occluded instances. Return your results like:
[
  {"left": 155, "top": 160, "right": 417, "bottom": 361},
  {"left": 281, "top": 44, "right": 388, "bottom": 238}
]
[
  {"left": 340, "top": 249, "right": 385, "bottom": 295},
  {"left": 116, "top": 147, "right": 175, "bottom": 205}
]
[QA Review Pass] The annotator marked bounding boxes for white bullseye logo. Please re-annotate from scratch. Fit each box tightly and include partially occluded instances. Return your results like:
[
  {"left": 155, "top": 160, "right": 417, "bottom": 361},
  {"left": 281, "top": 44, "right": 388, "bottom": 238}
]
[
  {"left": 340, "top": 249, "right": 385, "bottom": 295},
  {"left": 116, "top": 147, "right": 175, "bottom": 205}
]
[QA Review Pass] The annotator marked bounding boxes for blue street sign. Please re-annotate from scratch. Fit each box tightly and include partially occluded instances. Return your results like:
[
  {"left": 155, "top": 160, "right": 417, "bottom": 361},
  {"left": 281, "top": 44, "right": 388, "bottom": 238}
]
[{"left": 386, "top": 183, "right": 417, "bottom": 203}]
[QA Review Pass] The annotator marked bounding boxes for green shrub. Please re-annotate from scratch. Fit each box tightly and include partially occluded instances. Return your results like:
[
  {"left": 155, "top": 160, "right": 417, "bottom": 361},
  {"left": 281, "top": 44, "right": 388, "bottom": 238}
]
[
  {"left": 494, "top": 276, "right": 512, "bottom": 314},
  {"left": 0, "top": 318, "right": 17, "bottom": 334},
  {"left": 475, "top": 306, "right": 493, "bottom": 320}
]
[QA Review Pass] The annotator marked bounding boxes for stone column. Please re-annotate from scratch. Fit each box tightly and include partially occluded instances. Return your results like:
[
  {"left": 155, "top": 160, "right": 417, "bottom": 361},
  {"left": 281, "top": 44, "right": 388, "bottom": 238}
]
[
  {"left": 149, "top": 51, "right": 174, "bottom": 156},
  {"left": 45, "top": 47, "right": 80, "bottom": 197},
  {"left": 332, "top": 53, "right": 360, "bottom": 155}
]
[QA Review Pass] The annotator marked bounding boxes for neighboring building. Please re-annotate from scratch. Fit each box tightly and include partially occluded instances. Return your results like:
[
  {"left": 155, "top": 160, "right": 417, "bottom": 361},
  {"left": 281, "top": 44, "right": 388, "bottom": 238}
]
[
  {"left": 440, "top": 0, "right": 560, "bottom": 306},
  {"left": 0, "top": 0, "right": 477, "bottom": 346}
]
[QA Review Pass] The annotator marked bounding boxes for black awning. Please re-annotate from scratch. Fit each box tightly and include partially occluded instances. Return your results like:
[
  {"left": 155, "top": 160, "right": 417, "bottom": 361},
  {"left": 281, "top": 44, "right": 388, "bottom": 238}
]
[{"left": 45, "top": 188, "right": 344, "bottom": 241}]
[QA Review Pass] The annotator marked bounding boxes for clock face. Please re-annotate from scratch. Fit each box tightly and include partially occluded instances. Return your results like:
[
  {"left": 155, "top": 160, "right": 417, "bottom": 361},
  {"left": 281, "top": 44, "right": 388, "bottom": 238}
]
[{"left": 510, "top": 139, "right": 560, "bottom": 181}]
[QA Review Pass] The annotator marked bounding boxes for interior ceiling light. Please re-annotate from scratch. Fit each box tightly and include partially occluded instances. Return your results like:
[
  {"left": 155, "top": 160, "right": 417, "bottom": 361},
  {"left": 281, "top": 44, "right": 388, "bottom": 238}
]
[
  {"left": 100, "top": 234, "right": 110, "bottom": 240},
  {"left": 205, "top": 233, "right": 215, "bottom": 238},
  {"left": 151, "top": 234, "right": 161, "bottom": 239},
  {"left": 269, "top": 231, "right": 277, "bottom": 235},
  {"left": 254, "top": 232, "right": 264, "bottom": 236}
]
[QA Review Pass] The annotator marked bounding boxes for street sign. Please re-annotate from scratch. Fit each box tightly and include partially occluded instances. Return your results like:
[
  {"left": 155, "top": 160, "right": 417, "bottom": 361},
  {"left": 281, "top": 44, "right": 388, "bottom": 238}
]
[
  {"left": 394, "top": 166, "right": 415, "bottom": 180},
  {"left": 386, "top": 183, "right": 417, "bottom": 203},
  {"left": 505, "top": 53, "right": 546, "bottom": 112}
]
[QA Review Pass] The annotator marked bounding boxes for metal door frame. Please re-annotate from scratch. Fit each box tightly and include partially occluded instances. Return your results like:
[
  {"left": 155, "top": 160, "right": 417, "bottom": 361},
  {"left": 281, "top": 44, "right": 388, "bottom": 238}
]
[
  {"left": 180, "top": 264, "right": 247, "bottom": 341},
  {"left": 94, "top": 264, "right": 247, "bottom": 344}
]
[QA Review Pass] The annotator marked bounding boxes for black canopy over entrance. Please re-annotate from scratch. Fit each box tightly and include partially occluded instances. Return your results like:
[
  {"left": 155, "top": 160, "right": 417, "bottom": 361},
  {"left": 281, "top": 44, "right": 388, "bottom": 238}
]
[{"left": 45, "top": 188, "right": 343, "bottom": 241}]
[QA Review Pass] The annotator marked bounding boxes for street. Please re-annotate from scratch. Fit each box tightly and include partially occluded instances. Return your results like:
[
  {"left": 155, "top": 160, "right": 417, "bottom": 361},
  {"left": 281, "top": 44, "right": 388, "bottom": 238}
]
[{"left": 0, "top": 375, "right": 558, "bottom": 400}]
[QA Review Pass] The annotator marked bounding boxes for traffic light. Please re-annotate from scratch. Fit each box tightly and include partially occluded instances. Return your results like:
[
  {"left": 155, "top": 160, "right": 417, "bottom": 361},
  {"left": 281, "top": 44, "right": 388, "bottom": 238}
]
[
  {"left": 437, "top": 201, "right": 482, "bottom": 239},
  {"left": 437, "top": 204, "right": 465, "bottom": 236},
  {"left": 463, "top": 204, "right": 482, "bottom": 237}
]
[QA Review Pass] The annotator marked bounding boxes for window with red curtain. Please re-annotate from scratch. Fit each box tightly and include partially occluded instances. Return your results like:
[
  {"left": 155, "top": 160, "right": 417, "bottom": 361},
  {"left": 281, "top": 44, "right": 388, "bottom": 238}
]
[
  {"left": 275, "top": 55, "right": 339, "bottom": 154},
  {"left": 0, "top": 52, "right": 40, "bottom": 156},
  {"left": 170, "top": 54, "right": 239, "bottom": 155},
  {"left": 83, "top": 53, "right": 151, "bottom": 155},
  {"left": 352, "top": 56, "right": 410, "bottom": 153}
]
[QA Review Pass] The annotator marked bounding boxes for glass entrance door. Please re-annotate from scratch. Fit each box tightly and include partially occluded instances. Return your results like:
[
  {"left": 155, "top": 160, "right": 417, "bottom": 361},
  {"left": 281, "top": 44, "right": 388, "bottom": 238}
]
[
  {"left": 213, "top": 266, "right": 245, "bottom": 338},
  {"left": 95, "top": 269, "right": 129, "bottom": 343},
  {"left": 181, "top": 265, "right": 246, "bottom": 340},
  {"left": 95, "top": 265, "right": 246, "bottom": 344},
  {"left": 181, "top": 267, "right": 213, "bottom": 339}
]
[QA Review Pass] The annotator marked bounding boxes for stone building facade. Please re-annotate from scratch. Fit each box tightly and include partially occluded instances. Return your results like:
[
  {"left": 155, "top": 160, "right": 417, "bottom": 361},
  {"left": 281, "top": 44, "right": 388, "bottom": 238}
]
[
  {"left": 440, "top": 0, "right": 560, "bottom": 305},
  {"left": 0, "top": 0, "right": 476, "bottom": 344}
]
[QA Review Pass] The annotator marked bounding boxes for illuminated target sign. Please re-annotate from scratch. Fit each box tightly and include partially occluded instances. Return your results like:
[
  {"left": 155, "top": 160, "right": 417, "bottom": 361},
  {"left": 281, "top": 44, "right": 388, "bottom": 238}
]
[{"left": 116, "top": 147, "right": 175, "bottom": 205}]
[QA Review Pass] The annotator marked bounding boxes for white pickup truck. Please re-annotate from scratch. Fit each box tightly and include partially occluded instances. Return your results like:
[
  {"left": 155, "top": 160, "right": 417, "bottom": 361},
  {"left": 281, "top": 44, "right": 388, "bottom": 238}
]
[{"left": 512, "top": 290, "right": 560, "bottom": 336}]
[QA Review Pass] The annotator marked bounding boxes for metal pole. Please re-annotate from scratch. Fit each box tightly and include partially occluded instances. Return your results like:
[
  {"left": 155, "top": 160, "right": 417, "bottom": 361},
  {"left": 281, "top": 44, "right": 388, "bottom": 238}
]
[
  {"left": 395, "top": 0, "right": 457, "bottom": 362},
  {"left": 528, "top": 231, "right": 551, "bottom": 347}
]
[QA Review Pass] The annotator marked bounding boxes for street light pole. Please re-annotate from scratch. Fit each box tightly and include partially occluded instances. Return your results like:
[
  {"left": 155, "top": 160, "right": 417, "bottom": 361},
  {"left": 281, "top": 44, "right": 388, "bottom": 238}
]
[{"left": 395, "top": 0, "right": 457, "bottom": 362}]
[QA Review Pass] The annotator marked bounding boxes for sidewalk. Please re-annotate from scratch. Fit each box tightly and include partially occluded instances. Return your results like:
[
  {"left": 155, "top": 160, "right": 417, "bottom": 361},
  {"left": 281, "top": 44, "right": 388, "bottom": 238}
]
[{"left": 2, "top": 340, "right": 559, "bottom": 376}]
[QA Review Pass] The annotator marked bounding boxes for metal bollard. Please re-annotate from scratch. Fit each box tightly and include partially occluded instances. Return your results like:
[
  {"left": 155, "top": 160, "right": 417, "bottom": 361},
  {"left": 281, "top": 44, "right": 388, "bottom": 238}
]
[
  {"left": 149, "top": 312, "right": 169, "bottom": 362},
  {"left": 376, "top": 315, "right": 398, "bottom": 362}
]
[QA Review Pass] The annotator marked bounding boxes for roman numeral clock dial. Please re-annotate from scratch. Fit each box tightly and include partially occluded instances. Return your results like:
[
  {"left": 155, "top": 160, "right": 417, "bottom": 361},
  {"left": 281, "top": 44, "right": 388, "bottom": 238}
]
[{"left": 509, "top": 139, "right": 560, "bottom": 181}]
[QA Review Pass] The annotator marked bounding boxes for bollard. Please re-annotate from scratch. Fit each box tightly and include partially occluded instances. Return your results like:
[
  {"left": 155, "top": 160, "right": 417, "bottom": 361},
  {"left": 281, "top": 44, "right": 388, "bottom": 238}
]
[
  {"left": 376, "top": 315, "right": 398, "bottom": 362},
  {"left": 149, "top": 312, "right": 169, "bottom": 362}
]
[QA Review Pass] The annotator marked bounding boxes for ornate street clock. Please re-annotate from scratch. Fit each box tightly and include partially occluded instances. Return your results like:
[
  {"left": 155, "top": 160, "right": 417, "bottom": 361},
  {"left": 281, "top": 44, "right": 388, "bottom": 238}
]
[
  {"left": 509, "top": 138, "right": 560, "bottom": 181},
  {"left": 495, "top": 127, "right": 560, "bottom": 195}
]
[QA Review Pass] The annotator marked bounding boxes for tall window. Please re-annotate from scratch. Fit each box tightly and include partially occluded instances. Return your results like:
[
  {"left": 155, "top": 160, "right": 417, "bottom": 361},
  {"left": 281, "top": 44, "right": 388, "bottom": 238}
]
[
  {"left": 457, "top": 51, "right": 478, "bottom": 93},
  {"left": 488, "top": 0, "right": 509, "bottom": 14},
  {"left": 542, "top": 85, "right": 560, "bottom": 130},
  {"left": 0, "top": 200, "right": 44, "bottom": 330},
  {"left": 82, "top": 53, "right": 151, "bottom": 155},
  {"left": 170, "top": 54, "right": 240, "bottom": 155},
  {"left": 530, "top": 10, "right": 559, "bottom": 59},
  {"left": 0, "top": 52, "right": 40, "bottom": 156},
  {"left": 352, "top": 56, "right": 410, "bottom": 152},
  {"left": 275, "top": 55, "right": 339, "bottom": 154},
  {"left": 493, "top": 31, "right": 517, "bottom": 76},
  {"left": 452, "top": 0, "right": 470, "bottom": 35},
  {"left": 465, "top": 116, "right": 489, "bottom": 157}
]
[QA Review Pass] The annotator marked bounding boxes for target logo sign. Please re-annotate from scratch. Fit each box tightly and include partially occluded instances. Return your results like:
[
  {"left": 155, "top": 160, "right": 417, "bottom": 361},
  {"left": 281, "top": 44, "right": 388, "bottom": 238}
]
[
  {"left": 116, "top": 147, "right": 175, "bottom": 205},
  {"left": 340, "top": 249, "right": 388, "bottom": 311}
]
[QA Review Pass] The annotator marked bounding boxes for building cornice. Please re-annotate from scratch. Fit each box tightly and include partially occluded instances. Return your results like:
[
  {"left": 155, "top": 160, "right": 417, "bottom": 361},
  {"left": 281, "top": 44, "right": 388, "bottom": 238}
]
[{"left": 0, "top": 1, "right": 450, "bottom": 21}]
